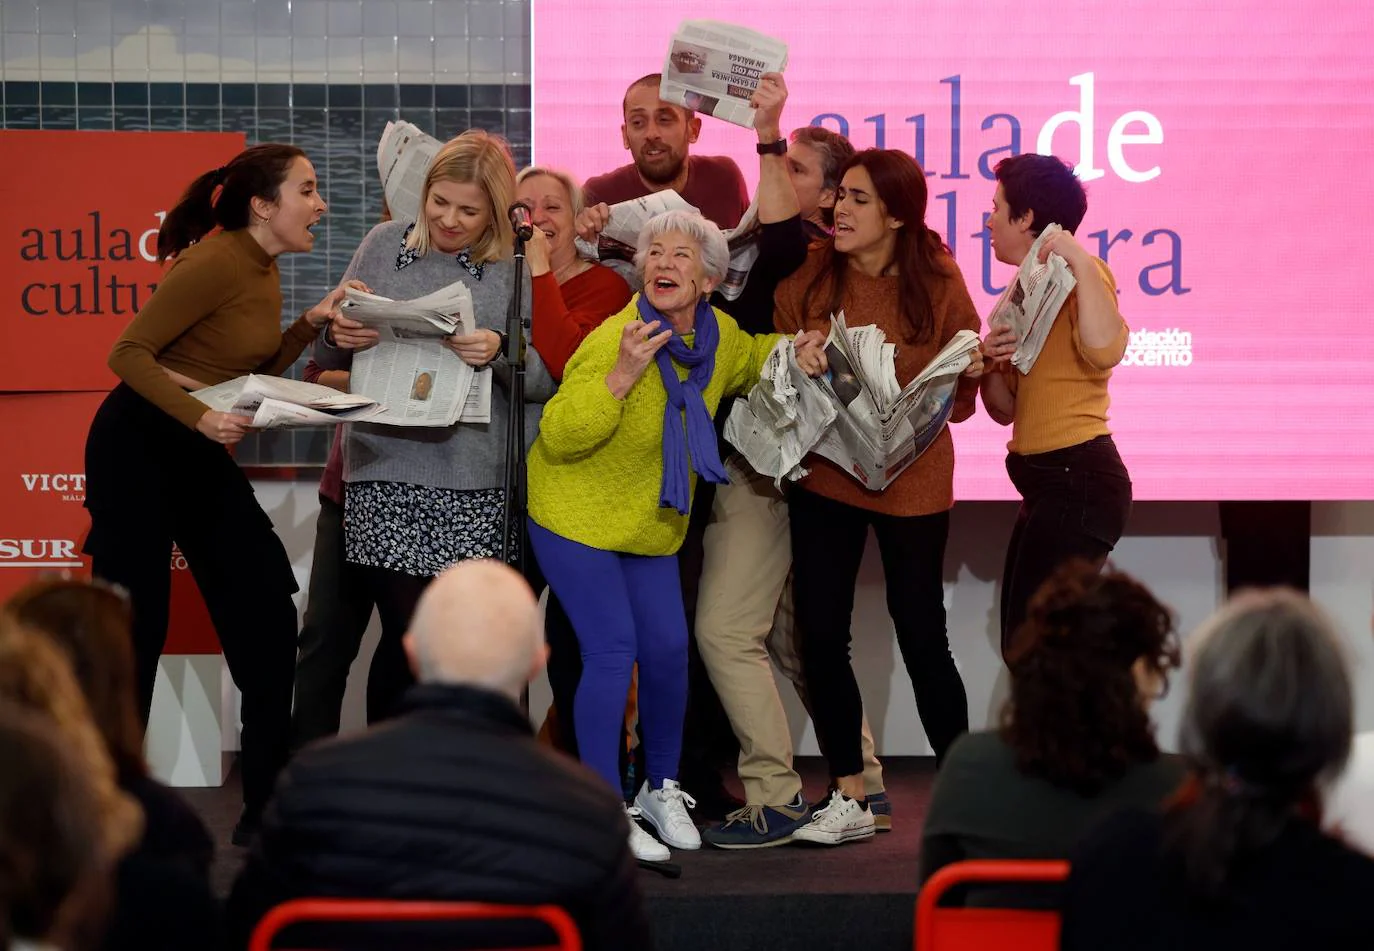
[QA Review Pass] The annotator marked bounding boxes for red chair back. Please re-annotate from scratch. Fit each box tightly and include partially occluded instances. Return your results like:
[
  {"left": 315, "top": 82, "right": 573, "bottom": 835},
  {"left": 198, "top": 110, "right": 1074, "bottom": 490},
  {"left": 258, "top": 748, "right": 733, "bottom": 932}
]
[
  {"left": 915, "top": 859, "right": 1070, "bottom": 951},
  {"left": 248, "top": 898, "right": 582, "bottom": 951}
]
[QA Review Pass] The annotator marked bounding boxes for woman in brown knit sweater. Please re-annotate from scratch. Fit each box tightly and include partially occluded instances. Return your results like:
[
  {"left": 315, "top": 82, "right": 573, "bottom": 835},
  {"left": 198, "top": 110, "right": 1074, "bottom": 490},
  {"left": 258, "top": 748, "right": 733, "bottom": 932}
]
[{"left": 774, "top": 149, "right": 984, "bottom": 846}]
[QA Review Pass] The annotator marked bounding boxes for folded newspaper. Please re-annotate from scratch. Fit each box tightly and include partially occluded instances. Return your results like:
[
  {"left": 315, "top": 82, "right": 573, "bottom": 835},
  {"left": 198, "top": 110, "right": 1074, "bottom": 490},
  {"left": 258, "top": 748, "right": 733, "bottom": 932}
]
[
  {"left": 574, "top": 190, "right": 762, "bottom": 301},
  {"left": 660, "top": 20, "right": 788, "bottom": 128},
  {"left": 342, "top": 281, "right": 492, "bottom": 427},
  {"left": 986, "top": 223, "right": 1078, "bottom": 374},
  {"left": 192, "top": 374, "right": 382, "bottom": 429},
  {"left": 376, "top": 119, "right": 441, "bottom": 226},
  {"left": 726, "top": 315, "right": 980, "bottom": 490}
]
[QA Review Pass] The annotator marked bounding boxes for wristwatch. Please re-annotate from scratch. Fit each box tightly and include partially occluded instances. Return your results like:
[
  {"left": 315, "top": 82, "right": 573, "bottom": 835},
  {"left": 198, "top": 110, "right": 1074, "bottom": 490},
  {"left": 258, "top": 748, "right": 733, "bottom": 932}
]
[
  {"left": 756, "top": 139, "right": 787, "bottom": 156},
  {"left": 495, "top": 330, "right": 510, "bottom": 358}
]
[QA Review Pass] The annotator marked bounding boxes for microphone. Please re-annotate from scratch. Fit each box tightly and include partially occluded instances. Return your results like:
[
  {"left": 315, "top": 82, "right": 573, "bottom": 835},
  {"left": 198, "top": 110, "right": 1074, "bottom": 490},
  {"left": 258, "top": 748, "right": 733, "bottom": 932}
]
[{"left": 508, "top": 201, "right": 534, "bottom": 241}]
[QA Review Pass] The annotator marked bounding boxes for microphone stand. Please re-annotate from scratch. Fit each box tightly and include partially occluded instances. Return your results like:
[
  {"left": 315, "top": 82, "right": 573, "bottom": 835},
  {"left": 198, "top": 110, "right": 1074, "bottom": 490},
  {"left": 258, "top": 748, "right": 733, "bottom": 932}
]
[{"left": 500, "top": 229, "right": 528, "bottom": 575}]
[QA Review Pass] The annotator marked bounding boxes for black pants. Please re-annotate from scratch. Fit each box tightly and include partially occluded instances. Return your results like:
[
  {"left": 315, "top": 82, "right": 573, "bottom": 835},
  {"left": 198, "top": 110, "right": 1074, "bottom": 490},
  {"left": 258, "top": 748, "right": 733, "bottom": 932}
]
[
  {"left": 789, "top": 487, "right": 968, "bottom": 774},
  {"left": 1000, "top": 435, "right": 1133, "bottom": 656},
  {"left": 289, "top": 495, "right": 377, "bottom": 749},
  {"left": 84, "top": 384, "right": 298, "bottom": 819},
  {"left": 355, "top": 564, "right": 431, "bottom": 723}
]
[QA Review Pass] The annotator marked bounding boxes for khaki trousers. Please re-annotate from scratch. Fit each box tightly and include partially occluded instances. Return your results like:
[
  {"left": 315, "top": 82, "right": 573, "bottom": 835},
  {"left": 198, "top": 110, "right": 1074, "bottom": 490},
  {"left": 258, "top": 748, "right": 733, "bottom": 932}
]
[{"left": 695, "top": 455, "right": 885, "bottom": 805}]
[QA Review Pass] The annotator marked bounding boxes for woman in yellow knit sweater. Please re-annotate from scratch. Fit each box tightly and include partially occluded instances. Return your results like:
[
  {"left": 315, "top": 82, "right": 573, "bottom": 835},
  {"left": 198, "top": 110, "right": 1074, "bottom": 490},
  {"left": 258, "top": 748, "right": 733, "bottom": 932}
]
[
  {"left": 979, "top": 154, "right": 1132, "bottom": 659},
  {"left": 775, "top": 149, "right": 985, "bottom": 847},
  {"left": 527, "top": 209, "right": 826, "bottom": 863}
]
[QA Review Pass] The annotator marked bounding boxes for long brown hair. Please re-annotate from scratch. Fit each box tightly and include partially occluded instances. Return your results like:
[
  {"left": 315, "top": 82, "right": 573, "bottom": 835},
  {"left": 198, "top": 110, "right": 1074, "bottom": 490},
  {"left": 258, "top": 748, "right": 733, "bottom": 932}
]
[
  {"left": 5, "top": 577, "right": 146, "bottom": 780},
  {"left": 798, "top": 148, "right": 951, "bottom": 343},
  {"left": 1000, "top": 560, "right": 1181, "bottom": 795},
  {"left": 157, "top": 143, "right": 307, "bottom": 262}
]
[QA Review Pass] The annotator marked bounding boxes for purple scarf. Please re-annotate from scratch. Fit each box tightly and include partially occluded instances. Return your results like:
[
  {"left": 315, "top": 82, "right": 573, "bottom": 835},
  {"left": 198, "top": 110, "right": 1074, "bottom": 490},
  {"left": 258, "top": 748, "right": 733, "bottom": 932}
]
[{"left": 637, "top": 294, "right": 729, "bottom": 515}]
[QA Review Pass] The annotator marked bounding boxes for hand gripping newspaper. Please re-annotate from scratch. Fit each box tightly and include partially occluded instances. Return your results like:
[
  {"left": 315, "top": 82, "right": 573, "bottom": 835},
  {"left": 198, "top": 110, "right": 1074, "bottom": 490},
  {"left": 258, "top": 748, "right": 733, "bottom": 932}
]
[
  {"left": 339, "top": 280, "right": 493, "bottom": 427},
  {"left": 987, "top": 223, "right": 1078, "bottom": 374},
  {"left": 726, "top": 314, "right": 981, "bottom": 491},
  {"left": 659, "top": 20, "right": 788, "bottom": 129},
  {"left": 574, "top": 190, "right": 763, "bottom": 301},
  {"left": 191, "top": 374, "right": 383, "bottom": 428},
  {"left": 376, "top": 120, "right": 441, "bottom": 225}
]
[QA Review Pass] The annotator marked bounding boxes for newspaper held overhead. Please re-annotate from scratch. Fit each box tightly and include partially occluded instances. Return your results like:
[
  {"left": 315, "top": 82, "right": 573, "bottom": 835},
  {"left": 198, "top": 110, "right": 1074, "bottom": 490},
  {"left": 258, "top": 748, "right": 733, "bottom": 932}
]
[
  {"left": 659, "top": 20, "right": 788, "bottom": 129},
  {"left": 342, "top": 281, "right": 491, "bottom": 428},
  {"left": 376, "top": 120, "right": 441, "bottom": 225},
  {"left": 192, "top": 374, "right": 383, "bottom": 429},
  {"left": 726, "top": 314, "right": 980, "bottom": 491},
  {"left": 986, "top": 223, "right": 1078, "bottom": 375},
  {"left": 573, "top": 190, "right": 762, "bottom": 301}
]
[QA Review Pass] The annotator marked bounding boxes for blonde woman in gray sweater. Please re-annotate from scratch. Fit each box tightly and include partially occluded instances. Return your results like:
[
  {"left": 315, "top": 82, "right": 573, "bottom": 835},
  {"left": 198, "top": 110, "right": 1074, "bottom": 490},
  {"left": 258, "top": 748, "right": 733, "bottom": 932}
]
[{"left": 319, "top": 130, "right": 552, "bottom": 722}]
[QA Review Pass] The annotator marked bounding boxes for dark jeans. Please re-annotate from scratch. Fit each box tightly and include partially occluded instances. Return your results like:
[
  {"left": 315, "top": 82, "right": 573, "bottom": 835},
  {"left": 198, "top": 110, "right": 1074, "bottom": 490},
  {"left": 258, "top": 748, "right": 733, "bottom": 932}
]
[
  {"left": 290, "top": 496, "right": 377, "bottom": 750},
  {"left": 84, "top": 384, "right": 298, "bottom": 820},
  {"left": 789, "top": 487, "right": 968, "bottom": 775},
  {"left": 1000, "top": 435, "right": 1133, "bottom": 656}
]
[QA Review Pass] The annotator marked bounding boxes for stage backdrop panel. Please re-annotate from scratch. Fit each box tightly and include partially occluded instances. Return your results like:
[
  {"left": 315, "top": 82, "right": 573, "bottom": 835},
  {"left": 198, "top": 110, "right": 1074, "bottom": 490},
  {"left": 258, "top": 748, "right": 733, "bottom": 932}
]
[
  {"left": 533, "top": 0, "right": 1374, "bottom": 500},
  {"left": 0, "top": 392, "right": 221, "bottom": 654},
  {"left": 0, "top": 130, "right": 245, "bottom": 392}
]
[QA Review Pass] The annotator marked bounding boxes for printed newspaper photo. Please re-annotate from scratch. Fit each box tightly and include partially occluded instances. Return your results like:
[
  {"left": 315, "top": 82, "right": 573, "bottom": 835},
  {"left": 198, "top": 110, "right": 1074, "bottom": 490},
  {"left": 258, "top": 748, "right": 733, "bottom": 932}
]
[
  {"left": 986, "top": 222, "right": 1078, "bottom": 374},
  {"left": 726, "top": 315, "right": 980, "bottom": 490},
  {"left": 341, "top": 280, "right": 491, "bottom": 427},
  {"left": 659, "top": 20, "right": 788, "bottom": 129}
]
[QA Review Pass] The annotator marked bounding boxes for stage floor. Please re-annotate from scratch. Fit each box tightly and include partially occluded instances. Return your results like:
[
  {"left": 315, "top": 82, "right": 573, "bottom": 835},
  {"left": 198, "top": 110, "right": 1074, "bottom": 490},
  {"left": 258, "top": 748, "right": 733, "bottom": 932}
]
[{"left": 186, "top": 755, "right": 937, "bottom": 951}]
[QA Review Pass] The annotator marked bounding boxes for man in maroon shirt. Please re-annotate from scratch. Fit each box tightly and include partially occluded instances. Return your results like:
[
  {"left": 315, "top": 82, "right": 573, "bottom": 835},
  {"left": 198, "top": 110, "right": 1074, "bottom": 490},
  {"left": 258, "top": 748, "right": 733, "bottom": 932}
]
[{"left": 581, "top": 73, "right": 750, "bottom": 230}]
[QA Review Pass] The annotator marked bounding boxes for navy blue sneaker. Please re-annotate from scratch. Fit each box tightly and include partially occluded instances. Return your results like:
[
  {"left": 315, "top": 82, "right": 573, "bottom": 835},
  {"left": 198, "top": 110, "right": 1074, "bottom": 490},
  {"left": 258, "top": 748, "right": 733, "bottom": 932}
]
[
  {"left": 868, "top": 791, "right": 892, "bottom": 832},
  {"left": 702, "top": 794, "right": 810, "bottom": 849}
]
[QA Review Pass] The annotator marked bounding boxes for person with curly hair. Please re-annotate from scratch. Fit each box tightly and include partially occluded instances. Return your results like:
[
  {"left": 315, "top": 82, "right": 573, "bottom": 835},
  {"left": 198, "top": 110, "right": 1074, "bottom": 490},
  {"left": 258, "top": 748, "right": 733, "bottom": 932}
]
[{"left": 918, "top": 560, "right": 1185, "bottom": 891}]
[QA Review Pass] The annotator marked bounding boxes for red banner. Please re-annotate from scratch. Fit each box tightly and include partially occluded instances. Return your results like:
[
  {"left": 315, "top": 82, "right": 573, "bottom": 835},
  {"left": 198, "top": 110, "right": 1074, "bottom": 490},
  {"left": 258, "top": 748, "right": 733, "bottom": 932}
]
[
  {"left": 0, "top": 392, "right": 222, "bottom": 654},
  {"left": 0, "top": 130, "right": 246, "bottom": 392}
]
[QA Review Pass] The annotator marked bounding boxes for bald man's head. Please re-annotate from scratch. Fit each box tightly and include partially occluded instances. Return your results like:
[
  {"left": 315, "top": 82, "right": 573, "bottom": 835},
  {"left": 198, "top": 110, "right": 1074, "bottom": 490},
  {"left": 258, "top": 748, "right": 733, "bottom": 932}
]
[{"left": 403, "top": 560, "right": 545, "bottom": 700}]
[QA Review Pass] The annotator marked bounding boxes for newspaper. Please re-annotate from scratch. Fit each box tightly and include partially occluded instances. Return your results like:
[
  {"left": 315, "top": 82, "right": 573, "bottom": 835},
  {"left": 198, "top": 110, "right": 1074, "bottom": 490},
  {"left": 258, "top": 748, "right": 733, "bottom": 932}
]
[
  {"left": 191, "top": 374, "right": 382, "bottom": 429},
  {"left": 342, "top": 281, "right": 489, "bottom": 427},
  {"left": 659, "top": 20, "right": 789, "bottom": 129},
  {"left": 986, "top": 223, "right": 1078, "bottom": 374},
  {"left": 574, "top": 190, "right": 762, "bottom": 300},
  {"left": 726, "top": 315, "right": 980, "bottom": 490},
  {"left": 376, "top": 120, "right": 441, "bottom": 225}
]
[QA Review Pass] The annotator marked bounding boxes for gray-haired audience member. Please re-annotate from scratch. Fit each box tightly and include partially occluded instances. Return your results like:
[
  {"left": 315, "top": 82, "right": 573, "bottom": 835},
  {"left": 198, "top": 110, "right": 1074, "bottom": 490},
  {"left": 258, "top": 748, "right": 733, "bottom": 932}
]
[
  {"left": 1060, "top": 588, "right": 1374, "bottom": 951},
  {"left": 228, "top": 560, "right": 651, "bottom": 951}
]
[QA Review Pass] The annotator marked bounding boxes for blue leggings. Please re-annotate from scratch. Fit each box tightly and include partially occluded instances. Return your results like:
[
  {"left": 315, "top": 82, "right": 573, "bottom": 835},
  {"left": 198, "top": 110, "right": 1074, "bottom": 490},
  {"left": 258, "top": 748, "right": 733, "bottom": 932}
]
[{"left": 528, "top": 519, "right": 688, "bottom": 796}]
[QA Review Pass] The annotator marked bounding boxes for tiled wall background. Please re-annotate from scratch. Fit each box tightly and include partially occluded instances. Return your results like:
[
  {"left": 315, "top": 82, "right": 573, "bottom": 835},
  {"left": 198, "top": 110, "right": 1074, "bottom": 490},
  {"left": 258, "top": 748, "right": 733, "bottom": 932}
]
[{"left": 0, "top": 0, "right": 531, "bottom": 465}]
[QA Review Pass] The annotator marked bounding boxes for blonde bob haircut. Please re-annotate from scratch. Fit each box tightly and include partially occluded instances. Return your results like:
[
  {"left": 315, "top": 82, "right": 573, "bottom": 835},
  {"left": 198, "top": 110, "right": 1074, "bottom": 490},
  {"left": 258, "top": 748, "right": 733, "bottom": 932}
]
[
  {"left": 515, "top": 165, "right": 585, "bottom": 217},
  {"left": 406, "top": 129, "right": 517, "bottom": 264}
]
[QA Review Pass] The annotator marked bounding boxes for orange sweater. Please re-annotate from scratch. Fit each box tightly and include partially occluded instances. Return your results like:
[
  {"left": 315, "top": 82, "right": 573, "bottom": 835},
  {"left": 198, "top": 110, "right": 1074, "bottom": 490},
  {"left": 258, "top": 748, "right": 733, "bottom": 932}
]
[
  {"left": 774, "top": 247, "right": 981, "bottom": 516},
  {"left": 1003, "top": 258, "right": 1128, "bottom": 455}
]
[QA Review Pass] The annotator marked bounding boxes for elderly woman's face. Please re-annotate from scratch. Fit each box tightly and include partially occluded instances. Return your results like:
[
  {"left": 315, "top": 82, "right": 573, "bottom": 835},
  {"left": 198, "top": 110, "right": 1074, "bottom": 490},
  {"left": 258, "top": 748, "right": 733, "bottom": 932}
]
[
  {"left": 642, "top": 229, "right": 712, "bottom": 316},
  {"left": 516, "top": 173, "right": 575, "bottom": 260}
]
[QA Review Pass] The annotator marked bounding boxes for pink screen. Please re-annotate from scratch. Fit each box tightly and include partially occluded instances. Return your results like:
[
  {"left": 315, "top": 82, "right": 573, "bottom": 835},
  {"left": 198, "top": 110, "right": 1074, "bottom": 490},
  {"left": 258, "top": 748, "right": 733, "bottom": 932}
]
[{"left": 533, "top": 0, "right": 1374, "bottom": 500}]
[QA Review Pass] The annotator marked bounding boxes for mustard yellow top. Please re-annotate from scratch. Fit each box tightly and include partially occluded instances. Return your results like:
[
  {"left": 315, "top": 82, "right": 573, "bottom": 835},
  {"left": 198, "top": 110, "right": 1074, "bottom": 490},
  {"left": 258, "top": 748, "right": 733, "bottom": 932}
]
[{"left": 1004, "top": 258, "right": 1129, "bottom": 455}]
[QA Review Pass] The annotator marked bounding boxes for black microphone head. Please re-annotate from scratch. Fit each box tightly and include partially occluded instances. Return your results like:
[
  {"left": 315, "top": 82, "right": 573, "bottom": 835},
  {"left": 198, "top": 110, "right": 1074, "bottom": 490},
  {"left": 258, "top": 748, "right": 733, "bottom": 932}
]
[{"left": 508, "top": 201, "right": 534, "bottom": 240}]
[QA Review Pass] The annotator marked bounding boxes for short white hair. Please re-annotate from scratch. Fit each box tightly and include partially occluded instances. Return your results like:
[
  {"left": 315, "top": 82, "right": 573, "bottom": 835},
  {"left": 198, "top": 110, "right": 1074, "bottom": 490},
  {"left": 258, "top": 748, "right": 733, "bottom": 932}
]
[{"left": 632, "top": 210, "right": 729, "bottom": 285}]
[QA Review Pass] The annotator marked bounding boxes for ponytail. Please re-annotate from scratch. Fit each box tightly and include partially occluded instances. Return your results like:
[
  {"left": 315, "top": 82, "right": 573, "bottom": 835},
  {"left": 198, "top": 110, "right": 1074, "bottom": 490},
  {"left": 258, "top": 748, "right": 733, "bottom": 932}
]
[
  {"left": 156, "top": 144, "right": 307, "bottom": 262},
  {"left": 1164, "top": 770, "right": 1321, "bottom": 901}
]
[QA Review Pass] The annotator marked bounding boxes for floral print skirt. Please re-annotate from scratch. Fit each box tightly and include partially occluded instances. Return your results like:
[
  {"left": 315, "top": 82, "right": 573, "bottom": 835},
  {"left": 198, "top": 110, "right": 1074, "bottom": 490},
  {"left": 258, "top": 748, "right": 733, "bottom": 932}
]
[{"left": 344, "top": 480, "right": 517, "bottom": 577}]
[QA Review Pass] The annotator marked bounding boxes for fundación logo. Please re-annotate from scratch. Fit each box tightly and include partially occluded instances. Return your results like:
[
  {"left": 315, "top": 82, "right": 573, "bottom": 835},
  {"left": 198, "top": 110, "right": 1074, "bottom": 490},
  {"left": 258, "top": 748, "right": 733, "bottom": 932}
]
[{"left": 1121, "top": 327, "right": 1193, "bottom": 367}]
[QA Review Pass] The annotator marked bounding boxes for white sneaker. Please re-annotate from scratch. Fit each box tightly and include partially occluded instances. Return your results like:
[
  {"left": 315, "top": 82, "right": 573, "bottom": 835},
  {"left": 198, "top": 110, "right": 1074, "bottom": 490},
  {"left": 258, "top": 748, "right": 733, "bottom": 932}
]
[
  {"left": 790, "top": 789, "right": 875, "bottom": 846},
  {"left": 625, "top": 806, "right": 671, "bottom": 862},
  {"left": 634, "top": 779, "right": 702, "bottom": 850}
]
